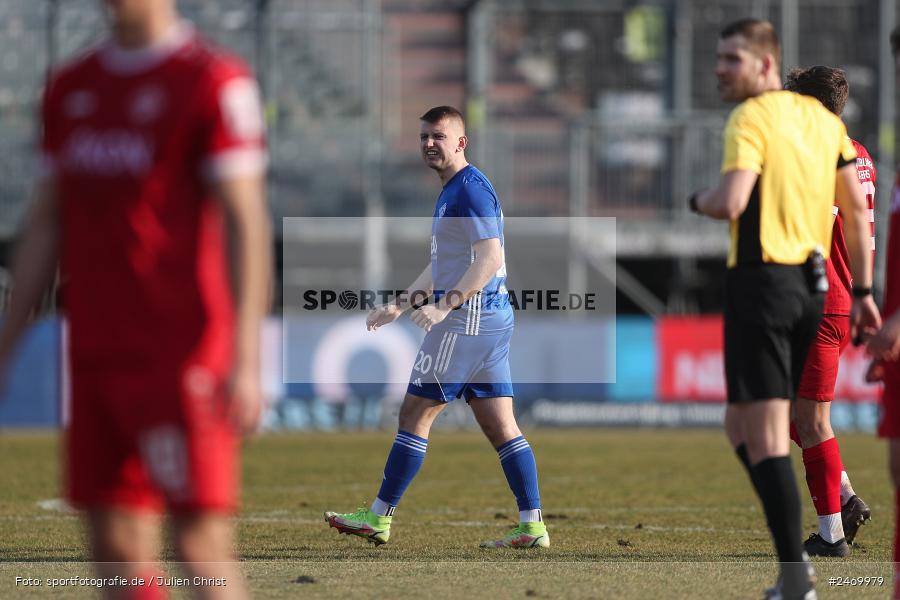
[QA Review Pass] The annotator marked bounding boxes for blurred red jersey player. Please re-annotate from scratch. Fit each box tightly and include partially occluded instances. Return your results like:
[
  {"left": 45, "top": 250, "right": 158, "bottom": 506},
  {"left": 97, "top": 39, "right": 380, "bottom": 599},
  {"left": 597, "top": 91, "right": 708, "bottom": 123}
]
[
  {"left": 873, "top": 165, "right": 900, "bottom": 598},
  {"left": 783, "top": 66, "right": 876, "bottom": 558},
  {"left": 869, "top": 26, "right": 900, "bottom": 599},
  {"left": 0, "top": 0, "right": 271, "bottom": 598}
]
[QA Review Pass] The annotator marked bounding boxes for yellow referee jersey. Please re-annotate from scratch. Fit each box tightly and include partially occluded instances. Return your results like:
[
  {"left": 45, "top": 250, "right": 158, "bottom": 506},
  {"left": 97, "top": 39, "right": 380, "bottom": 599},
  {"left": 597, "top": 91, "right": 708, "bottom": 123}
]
[{"left": 721, "top": 90, "right": 857, "bottom": 268}]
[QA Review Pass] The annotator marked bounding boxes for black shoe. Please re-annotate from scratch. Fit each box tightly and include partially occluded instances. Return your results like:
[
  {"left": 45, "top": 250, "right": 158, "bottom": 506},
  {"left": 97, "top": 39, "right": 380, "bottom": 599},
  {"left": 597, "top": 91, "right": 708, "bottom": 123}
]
[
  {"left": 841, "top": 495, "right": 871, "bottom": 545},
  {"left": 803, "top": 533, "right": 850, "bottom": 557}
]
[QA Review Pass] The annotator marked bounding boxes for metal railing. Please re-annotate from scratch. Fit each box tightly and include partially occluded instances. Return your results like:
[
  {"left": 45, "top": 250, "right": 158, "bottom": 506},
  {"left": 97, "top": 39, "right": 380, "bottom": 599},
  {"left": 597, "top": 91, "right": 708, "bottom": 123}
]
[
  {"left": 572, "top": 114, "right": 726, "bottom": 219},
  {"left": 0, "top": 0, "right": 383, "bottom": 234},
  {"left": 0, "top": 0, "right": 895, "bottom": 251}
]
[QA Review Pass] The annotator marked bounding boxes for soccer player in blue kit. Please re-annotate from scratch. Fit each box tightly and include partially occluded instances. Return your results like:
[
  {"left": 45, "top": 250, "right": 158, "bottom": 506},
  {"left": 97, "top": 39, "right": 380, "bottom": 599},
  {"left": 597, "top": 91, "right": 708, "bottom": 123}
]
[{"left": 324, "top": 106, "right": 547, "bottom": 548}]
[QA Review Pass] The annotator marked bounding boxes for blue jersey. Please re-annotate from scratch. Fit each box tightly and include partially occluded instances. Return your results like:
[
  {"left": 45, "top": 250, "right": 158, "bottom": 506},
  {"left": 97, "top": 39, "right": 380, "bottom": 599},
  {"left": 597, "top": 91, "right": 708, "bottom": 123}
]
[{"left": 430, "top": 164, "right": 514, "bottom": 335}]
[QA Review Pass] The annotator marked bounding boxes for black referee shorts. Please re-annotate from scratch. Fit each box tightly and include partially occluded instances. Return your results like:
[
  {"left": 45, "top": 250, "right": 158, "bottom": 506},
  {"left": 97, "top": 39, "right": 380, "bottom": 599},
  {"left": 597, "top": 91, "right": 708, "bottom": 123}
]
[{"left": 724, "top": 264, "right": 824, "bottom": 403}]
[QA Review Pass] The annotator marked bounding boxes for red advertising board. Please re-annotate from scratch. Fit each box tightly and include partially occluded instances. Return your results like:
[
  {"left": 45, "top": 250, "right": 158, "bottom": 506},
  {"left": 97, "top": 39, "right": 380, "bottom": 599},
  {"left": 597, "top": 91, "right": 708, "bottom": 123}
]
[
  {"left": 656, "top": 316, "right": 881, "bottom": 403},
  {"left": 657, "top": 317, "right": 725, "bottom": 402}
]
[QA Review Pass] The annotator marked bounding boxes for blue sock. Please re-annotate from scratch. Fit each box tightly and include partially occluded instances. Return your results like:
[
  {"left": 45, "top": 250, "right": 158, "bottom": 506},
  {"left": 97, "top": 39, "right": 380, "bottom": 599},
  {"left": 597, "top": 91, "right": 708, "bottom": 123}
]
[
  {"left": 374, "top": 430, "right": 428, "bottom": 514},
  {"left": 497, "top": 435, "right": 541, "bottom": 514}
]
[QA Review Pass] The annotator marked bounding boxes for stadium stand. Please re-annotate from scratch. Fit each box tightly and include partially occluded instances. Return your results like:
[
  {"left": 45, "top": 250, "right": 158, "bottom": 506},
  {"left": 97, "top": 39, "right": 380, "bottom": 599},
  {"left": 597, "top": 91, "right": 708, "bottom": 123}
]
[{"left": 0, "top": 0, "right": 889, "bottom": 313}]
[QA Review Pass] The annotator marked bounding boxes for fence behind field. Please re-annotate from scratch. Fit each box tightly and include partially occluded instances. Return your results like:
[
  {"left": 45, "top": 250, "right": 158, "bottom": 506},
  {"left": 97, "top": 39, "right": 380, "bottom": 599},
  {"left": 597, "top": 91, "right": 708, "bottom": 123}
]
[{"left": 0, "top": 1, "right": 894, "bottom": 243}]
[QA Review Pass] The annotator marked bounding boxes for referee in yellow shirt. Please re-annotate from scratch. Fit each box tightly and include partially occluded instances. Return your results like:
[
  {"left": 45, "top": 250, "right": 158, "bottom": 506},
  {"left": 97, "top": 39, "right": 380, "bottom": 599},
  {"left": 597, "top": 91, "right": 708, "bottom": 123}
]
[{"left": 691, "top": 19, "right": 881, "bottom": 600}]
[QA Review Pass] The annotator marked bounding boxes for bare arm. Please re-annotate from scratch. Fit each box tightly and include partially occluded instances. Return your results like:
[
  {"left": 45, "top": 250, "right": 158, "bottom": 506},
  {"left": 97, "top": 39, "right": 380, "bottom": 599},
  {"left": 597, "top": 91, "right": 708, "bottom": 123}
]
[
  {"left": 365, "top": 264, "right": 432, "bottom": 331},
  {"left": 834, "top": 163, "right": 881, "bottom": 342},
  {"left": 0, "top": 180, "right": 60, "bottom": 366},
  {"left": 436, "top": 237, "right": 503, "bottom": 310},
  {"left": 693, "top": 170, "right": 759, "bottom": 220},
  {"left": 410, "top": 238, "right": 503, "bottom": 331},
  {"left": 214, "top": 174, "right": 271, "bottom": 432},
  {"left": 394, "top": 264, "right": 433, "bottom": 310},
  {"left": 869, "top": 310, "right": 900, "bottom": 361},
  {"left": 835, "top": 164, "right": 872, "bottom": 289}
]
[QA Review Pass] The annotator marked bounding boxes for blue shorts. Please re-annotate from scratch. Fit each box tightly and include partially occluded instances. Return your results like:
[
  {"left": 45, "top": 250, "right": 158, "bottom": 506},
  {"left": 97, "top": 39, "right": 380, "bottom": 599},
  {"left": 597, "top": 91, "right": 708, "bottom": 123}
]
[{"left": 407, "top": 327, "right": 514, "bottom": 402}]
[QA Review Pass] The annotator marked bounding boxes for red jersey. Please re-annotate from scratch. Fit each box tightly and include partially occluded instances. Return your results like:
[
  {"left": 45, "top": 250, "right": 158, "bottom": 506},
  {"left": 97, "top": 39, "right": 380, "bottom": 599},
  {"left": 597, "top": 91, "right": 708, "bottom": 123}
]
[
  {"left": 824, "top": 139, "right": 876, "bottom": 314},
  {"left": 885, "top": 167, "right": 900, "bottom": 318},
  {"left": 42, "top": 23, "right": 266, "bottom": 372}
]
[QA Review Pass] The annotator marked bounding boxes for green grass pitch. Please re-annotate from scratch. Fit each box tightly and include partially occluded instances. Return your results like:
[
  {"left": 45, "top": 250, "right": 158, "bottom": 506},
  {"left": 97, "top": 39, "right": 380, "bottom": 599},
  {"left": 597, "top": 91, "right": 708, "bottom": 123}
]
[{"left": 0, "top": 429, "right": 894, "bottom": 598}]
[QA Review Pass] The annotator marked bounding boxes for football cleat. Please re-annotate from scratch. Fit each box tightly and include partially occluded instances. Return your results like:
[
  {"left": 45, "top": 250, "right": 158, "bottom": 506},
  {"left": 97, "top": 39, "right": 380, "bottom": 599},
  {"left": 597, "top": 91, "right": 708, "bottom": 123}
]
[
  {"left": 324, "top": 507, "right": 391, "bottom": 546},
  {"left": 479, "top": 522, "right": 549, "bottom": 548},
  {"left": 841, "top": 495, "right": 871, "bottom": 546},
  {"left": 803, "top": 533, "right": 850, "bottom": 557}
]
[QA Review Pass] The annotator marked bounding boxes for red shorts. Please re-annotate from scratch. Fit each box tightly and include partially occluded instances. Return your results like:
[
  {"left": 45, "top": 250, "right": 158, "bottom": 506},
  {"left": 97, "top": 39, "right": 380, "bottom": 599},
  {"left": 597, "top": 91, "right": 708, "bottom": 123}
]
[
  {"left": 67, "top": 363, "right": 239, "bottom": 513},
  {"left": 878, "top": 361, "right": 900, "bottom": 438},
  {"left": 797, "top": 313, "right": 850, "bottom": 402}
]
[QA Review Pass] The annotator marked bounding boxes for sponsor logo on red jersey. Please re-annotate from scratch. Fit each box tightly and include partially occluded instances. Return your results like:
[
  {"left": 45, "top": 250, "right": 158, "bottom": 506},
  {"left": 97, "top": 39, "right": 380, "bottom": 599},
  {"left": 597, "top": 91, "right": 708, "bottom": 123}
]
[
  {"left": 61, "top": 127, "right": 154, "bottom": 176},
  {"left": 43, "top": 24, "right": 265, "bottom": 367}
]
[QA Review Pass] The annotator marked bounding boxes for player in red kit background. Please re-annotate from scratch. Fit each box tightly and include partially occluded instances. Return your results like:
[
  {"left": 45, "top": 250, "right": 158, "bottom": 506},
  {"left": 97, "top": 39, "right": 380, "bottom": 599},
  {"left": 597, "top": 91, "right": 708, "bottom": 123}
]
[
  {"left": 0, "top": 0, "right": 271, "bottom": 597},
  {"left": 868, "top": 29, "right": 900, "bottom": 600},
  {"left": 871, "top": 163, "right": 900, "bottom": 596},
  {"left": 782, "top": 66, "right": 875, "bottom": 558}
]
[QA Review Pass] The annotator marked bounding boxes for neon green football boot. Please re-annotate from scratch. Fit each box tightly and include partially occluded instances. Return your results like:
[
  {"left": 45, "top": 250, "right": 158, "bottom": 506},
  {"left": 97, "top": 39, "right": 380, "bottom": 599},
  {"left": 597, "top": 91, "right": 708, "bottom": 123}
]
[
  {"left": 324, "top": 507, "right": 392, "bottom": 546},
  {"left": 480, "top": 521, "right": 549, "bottom": 548}
]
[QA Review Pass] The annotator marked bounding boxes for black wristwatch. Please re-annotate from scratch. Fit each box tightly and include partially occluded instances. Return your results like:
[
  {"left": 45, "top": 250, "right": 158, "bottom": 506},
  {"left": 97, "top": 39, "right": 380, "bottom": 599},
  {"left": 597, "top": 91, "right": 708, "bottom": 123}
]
[
  {"left": 688, "top": 192, "right": 700, "bottom": 214},
  {"left": 851, "top": 286, "right": 872, "bottom": 298}
]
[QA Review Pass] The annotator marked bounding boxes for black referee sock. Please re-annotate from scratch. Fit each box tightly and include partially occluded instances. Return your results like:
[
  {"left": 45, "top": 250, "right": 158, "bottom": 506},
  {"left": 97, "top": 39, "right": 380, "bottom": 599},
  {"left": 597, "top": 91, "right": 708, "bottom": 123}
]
[
  {"left": 735, "top": 444, "right": 763, "bottom": 496},
  {"left": 751, "top": 456, "right": 805, "bottom": 566},
  {"left": 735, "top": 443, "right": 752, "bottom": 476}
]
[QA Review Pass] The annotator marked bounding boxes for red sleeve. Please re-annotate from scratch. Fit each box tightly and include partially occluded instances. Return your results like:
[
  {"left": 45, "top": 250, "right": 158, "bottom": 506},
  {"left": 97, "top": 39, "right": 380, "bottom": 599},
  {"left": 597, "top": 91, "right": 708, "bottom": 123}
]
[
  {"left": 198, "top": 55, "right": 267, "bottom": 181},
  {"left": 852, "top": 140, "right": 876, "bottom": 253}
]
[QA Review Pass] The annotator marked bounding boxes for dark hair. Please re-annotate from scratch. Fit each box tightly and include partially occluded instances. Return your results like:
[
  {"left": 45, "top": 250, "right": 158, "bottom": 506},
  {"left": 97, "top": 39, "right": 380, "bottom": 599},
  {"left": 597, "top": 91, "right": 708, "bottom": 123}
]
[
  {"left": 720, "top": 18, "right": 781, "bottom": 65},
  {"left": 783, "top": 66, "right": 849, "bottom": 116},
  {"left": 892, "top": 26, "right": 900, "bottom": 56},
  {"left": 420, "top": 105, "right": 465, "bottom": 130}
]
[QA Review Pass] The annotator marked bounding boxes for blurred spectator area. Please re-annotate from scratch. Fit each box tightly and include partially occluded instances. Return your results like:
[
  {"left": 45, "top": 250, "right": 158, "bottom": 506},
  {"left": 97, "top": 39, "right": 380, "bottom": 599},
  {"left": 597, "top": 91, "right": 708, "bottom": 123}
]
[
  {"left": 0, "top": 0, "right": 879, "bottom": 230},
  {"left": 0, "top": 0, "right": 890, "bottom": 258}
]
